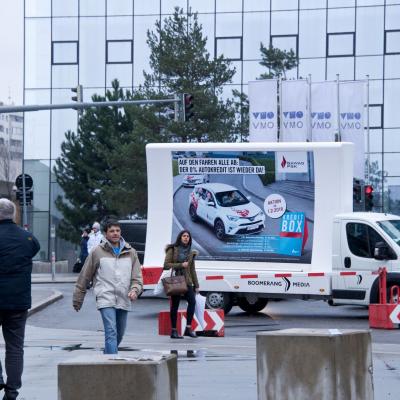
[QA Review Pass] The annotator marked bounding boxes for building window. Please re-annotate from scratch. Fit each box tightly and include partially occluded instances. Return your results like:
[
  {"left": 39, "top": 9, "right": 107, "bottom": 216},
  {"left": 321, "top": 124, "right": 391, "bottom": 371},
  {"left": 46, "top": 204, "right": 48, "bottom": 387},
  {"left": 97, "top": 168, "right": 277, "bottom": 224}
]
[
  {"left": 52, "top": 41, "right": 79, "bottom": 65},
  {"left": 106, "top": 40, "right": 133, "bottom": 64},
  {"left": 271, "top": 35, "right": 298, "bottom": 57},
  {"left": 385, "top": 30, "right": 400, "bottom": 55},
  {"left": 327, "top": 33, "right": 355, "bottom": 57},
  {"left": 215, "top": 37, "right": 243, "bottom": 61},
  {"left": 369, "top": 104, "right": 383, "bottom": 129}
]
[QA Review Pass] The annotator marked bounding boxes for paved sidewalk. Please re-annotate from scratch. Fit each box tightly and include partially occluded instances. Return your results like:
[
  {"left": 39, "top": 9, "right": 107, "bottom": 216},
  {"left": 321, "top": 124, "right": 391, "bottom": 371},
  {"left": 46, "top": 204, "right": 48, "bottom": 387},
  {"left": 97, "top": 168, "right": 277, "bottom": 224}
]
[
  {"left": 32, "top": 273, "right": 77, "bottom": 284},
  {"left": 2, "top": 286, "right": 398, "bottom": 399},
  {"left": 29, "top": 287, "right": 63, "bottom": 316},
  {"left": 11, "top": 325, "right": 400, "bottom": 400}
]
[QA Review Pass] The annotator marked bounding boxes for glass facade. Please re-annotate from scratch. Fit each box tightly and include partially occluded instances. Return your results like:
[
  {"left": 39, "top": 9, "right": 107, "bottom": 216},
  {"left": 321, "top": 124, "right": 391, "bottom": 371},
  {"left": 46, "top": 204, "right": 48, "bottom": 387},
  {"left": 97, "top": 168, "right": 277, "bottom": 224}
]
[{"left": 24, "top": 0, "right": 400, "bottom": 261}]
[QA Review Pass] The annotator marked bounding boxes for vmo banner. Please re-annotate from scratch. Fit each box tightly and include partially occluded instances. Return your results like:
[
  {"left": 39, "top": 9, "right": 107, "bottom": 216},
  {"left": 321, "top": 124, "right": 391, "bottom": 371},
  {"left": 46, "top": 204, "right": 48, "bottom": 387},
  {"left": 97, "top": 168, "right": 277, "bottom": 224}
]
[
  {"left": 281, "top": 80, "right": 308, "bottom": 142},
  {"left": 339, "top": 80, "right": 366, "bottom": 179},
  {"left": 249, "top": 79, "right": 278, "bottom": 142},
  {"left": 311, "top": 81, "right": 338, "bottom": 142}
]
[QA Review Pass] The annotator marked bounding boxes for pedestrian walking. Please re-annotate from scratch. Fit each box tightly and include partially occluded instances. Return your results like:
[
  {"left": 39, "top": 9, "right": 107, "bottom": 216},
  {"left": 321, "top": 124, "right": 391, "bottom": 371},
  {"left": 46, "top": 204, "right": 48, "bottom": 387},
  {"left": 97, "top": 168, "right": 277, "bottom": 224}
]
[
  {"left": 73, "top": 227, "right": 91, "bottom": 273},
  {"left": 0, "top": 198, "right": 40, "bottom": 400},
  {"left": 87, "top": 221, "right": 103, "bottom": 253},
  {"left": 73, "top": 220, "right": 143, "bottom": 354},
  {"left": 164, "top": 230, "right": 199, "bottom": 339}
]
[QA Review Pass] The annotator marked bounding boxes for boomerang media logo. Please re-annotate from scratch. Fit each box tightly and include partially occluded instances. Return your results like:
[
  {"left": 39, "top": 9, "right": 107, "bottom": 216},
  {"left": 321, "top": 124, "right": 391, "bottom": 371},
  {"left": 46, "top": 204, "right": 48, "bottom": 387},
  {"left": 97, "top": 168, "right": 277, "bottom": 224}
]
[
  {"left": 282, "top": 277, "right": 311, "bottom": 292},
  {"left": 251, "top": 111, "right": 275, "bottom": 130},
  {"left": 281, "top": 156, "right": 287, "bottom": 168}
]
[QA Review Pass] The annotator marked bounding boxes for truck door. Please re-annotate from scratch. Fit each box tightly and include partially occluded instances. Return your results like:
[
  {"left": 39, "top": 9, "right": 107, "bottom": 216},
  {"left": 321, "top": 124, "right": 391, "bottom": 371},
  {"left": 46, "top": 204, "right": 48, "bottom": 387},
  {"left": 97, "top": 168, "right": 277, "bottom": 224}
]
[
  {"left": 341, "top": 221, "right": 395, "bottom": 271},
  {"left": 334, "top": 221, "right": 396, "bottom": 304}
]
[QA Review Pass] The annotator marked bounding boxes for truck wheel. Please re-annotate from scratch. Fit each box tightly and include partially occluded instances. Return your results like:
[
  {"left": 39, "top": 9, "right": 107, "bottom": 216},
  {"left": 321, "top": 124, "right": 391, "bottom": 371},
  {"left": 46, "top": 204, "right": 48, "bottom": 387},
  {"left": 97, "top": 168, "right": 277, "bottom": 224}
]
[
  {"left": 238, "top": 297, "right": 268, "bottom": 314},
  {"left": 189, "top": 205, "right": 198, "bottom": 222},
  {"left": 206, "top": 292, "right": 233, "bottom": 315},
  {"left": 214, "top": 220, "right": 226, "bottom": 240}
]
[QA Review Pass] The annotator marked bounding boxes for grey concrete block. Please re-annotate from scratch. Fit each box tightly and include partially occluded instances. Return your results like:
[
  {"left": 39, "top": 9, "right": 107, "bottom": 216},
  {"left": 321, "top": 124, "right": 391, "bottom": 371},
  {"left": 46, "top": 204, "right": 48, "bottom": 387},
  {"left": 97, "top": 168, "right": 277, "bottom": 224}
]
[
  {"left": 257, "top": 329, "right": 374, "bottom": 400},
  {"left": 58, "top": 353, "right": 177, "bottom": 400},
  {"left": 33, "top": 260, "right": 69, "bottom": 273}
]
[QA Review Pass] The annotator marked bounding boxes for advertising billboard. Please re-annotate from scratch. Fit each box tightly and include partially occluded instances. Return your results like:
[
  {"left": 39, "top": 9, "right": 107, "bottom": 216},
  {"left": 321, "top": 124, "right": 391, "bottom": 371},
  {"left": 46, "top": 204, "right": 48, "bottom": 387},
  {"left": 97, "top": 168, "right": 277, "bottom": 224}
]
[{"left": 171, "top": 150, "right": 314, "bottom": 264}]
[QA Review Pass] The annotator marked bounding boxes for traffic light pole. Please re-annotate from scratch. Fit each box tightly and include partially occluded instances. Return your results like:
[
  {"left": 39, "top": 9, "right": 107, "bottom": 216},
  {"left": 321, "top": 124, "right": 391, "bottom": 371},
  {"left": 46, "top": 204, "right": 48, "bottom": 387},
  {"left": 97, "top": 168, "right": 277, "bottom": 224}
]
[
  {"left": 0, "top": 98, "right": 180, "bottom": 114},
  {"left": 21, "top": 174, "right": 28, "bottom": 229}
]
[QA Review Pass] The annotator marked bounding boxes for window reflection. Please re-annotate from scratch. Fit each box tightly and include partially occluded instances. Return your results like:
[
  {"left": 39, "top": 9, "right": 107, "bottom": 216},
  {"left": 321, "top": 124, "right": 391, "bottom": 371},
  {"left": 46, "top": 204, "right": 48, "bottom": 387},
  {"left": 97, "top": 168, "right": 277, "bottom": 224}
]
[
  {"left": 79, "top": 17, "right": 106, "bottom": 87},
  {"left": 25, "top": 19, "right": 51, "bottom": 89}
]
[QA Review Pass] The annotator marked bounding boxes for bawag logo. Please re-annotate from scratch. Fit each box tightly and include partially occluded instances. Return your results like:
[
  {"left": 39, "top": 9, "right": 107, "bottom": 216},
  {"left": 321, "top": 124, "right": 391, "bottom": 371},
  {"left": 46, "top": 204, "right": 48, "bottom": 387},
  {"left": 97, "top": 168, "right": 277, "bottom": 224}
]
[
  {"left": 252, "top": 111, "right": 275, "bottom": 130},
  {"left": 277, "top": 152, "right": 308, "bottom": 173},
  {"left": 282, "top": 111, "right": 304, "bottom": 129}
]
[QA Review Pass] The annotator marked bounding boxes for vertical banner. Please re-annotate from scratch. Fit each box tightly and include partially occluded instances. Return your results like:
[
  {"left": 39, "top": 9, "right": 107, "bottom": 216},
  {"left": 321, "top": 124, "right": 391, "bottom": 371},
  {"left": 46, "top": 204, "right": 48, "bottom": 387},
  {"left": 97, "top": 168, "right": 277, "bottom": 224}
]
[
  {"left": 280, "top": 80, "right": 309, "bottom": 142},
  {"left": 339, "top": 81, "right": 366, "bottom": 179},
  {"left": 311, "top": 81, "right": 338, "bottom": 142},
  {"left": 248, "top": 79, "right": 278, "bottom": 142}
]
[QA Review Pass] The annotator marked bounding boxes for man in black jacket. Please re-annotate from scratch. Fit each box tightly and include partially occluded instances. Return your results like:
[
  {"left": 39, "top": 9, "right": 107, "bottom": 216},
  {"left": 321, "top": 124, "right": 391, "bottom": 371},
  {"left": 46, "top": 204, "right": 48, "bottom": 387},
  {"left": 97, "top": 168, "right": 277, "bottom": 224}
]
[{"left": 0, "top": 199, "right": 40, "bottom": 400}]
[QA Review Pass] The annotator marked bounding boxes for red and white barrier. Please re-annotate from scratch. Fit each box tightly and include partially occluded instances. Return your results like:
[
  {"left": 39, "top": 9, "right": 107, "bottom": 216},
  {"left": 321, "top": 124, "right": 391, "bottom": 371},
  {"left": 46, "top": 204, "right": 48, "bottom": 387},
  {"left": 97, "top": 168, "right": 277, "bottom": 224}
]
[{"left": 158, "top": 309, "right": 224, "bottom": 337}]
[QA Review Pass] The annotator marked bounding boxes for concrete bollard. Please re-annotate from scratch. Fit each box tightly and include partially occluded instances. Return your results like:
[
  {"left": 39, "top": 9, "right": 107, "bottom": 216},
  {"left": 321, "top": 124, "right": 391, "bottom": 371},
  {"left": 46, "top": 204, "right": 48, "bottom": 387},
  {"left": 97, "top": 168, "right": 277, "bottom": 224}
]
[
  {"left": 58, "top": 353, "right": 177, "bottom": 400},
  {"left": 257, "top": 329, "right": 374, "bottom": 400}
]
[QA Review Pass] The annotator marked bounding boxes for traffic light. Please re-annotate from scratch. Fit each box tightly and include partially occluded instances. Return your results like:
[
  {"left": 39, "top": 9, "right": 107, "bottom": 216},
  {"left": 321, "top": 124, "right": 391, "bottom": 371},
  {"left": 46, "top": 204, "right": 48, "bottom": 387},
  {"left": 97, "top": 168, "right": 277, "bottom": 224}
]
[
  {"left": 16, "top": 189, "right": 33, "bottom": 206},
  {"left": 71, "top": 84, "right": 83, "bottom": 103},
  {"left": 365, "top": 185, "right": 374, "bottom": 211},
  {"left": 353, "top": 179, "right": 362, "bottom": 204},
  {"left": 183, "top": 93, "right": 194, "bottom": 121}
]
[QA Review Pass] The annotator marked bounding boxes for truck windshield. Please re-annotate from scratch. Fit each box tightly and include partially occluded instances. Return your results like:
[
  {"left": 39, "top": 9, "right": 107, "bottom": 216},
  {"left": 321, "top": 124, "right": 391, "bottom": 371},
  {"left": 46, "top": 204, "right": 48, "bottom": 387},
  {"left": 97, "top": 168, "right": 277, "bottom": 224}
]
[
  {"left": 215, "top": 190, "right": 249, "bottom": 207},
  {"left": 377, "top": 220, "right": 400, "bottom": 246}
]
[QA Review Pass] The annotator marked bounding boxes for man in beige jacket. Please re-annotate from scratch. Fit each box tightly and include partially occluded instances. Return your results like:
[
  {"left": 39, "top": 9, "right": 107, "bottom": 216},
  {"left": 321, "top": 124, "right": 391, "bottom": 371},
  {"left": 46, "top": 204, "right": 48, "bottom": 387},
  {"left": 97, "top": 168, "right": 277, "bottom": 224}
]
[{"left": 73, "top": 220, "right": 142, "bottom": 354}]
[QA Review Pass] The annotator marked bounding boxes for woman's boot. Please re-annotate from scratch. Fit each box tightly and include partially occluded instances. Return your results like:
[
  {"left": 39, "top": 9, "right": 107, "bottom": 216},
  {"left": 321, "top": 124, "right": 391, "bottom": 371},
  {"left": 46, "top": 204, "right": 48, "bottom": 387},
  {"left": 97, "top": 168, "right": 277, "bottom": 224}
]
[
  {"left": 184, "top": 326, "right": 197, "bottom": 338},
  {"left": 170, "top": 329, "right": 184, "bottom": 339}
]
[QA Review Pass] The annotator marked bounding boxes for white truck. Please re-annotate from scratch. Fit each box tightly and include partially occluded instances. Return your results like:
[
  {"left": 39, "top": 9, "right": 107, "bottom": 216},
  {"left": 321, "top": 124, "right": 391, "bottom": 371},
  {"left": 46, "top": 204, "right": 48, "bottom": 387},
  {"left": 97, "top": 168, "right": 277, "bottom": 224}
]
[{"left": 143, "top": 142, "right": 400, "bottom": 314}]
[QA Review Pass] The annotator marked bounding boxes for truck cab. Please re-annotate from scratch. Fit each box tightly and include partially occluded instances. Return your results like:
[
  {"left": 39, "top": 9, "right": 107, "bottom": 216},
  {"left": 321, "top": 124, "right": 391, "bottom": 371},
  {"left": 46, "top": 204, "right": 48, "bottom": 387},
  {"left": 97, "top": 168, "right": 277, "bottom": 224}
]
[{"left": 332, "top": 212, "right": 400, "bottom": 305}]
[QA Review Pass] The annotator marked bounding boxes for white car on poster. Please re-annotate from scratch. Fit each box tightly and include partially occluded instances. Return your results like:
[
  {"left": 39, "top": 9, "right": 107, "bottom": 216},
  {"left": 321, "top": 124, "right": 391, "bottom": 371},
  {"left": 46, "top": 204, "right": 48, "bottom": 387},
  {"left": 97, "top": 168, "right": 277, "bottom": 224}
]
[
  {"left": 182, "top": 174, "right": 210, "bottom": 187},
  {"left": 188, "top": 183, "right": 265, "bottom": 240}
]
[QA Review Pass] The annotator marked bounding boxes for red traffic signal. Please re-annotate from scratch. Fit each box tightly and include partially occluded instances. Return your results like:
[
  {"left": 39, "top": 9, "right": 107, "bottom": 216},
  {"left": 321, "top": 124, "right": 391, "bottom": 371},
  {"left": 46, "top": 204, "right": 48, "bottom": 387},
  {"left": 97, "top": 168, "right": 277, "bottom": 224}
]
[
  {"left": 365, "top": 185, "right": 373, "bottom": 195},
  {"left": 365, "top": 185, "right": 374, "bottom": 211}
]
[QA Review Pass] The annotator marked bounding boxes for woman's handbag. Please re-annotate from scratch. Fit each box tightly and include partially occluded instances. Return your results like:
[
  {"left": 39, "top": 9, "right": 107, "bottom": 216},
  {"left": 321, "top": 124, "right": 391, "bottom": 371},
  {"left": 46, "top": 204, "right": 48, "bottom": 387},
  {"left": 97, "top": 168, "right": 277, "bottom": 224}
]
[{"left": 162, "top": 269, "right": 188, "bottom": 296}]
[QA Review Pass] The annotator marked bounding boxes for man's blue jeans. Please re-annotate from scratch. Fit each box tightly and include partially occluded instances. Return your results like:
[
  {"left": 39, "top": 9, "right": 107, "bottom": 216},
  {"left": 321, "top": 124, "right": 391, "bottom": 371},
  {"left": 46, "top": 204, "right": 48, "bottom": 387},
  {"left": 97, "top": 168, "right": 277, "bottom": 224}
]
[{"left": 99, "top": 308, "right": 128, "bottom": 354}]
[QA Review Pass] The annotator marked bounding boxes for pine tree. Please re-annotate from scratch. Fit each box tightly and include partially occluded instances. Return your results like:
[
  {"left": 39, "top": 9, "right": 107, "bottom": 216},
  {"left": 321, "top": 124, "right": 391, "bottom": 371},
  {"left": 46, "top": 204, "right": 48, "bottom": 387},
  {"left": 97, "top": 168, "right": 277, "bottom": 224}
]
[
  {"left": 53, "top": 80, "right": 148, "bottom": 243},
  {"left": 144, "top": 8, "right": 237, "bottom": 142}
]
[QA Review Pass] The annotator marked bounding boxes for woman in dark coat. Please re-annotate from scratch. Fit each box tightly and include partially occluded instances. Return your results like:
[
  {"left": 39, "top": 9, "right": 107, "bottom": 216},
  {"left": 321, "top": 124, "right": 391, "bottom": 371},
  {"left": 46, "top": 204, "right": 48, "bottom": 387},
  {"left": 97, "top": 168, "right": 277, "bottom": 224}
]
[{"left": 163, "top": 230, "right": 199, "bottom": 339}]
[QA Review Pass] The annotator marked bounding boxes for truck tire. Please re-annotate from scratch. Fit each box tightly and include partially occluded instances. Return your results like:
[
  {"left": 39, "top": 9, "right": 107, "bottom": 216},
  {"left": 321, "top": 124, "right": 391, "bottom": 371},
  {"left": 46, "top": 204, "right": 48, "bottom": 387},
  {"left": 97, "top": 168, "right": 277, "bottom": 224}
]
[
  {"left": 205, "top": 292, "right": 233, "bottom": 314},
  {"left": 214, "top": 219, "right": 226, "bottom": 240},
  {"left": 238, "top": 297, "right": 268, "bottom": 314},
  {"left": 189, "top": 205, "right": 198, "bottom": 222}
]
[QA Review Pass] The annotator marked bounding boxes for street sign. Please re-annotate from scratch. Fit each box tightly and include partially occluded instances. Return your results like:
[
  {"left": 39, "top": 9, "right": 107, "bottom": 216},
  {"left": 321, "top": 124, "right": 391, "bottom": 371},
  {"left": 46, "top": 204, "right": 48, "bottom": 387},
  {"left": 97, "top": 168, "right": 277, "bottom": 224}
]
[{"left": 15, "top": 174, "right": 33, "bottom": 190}]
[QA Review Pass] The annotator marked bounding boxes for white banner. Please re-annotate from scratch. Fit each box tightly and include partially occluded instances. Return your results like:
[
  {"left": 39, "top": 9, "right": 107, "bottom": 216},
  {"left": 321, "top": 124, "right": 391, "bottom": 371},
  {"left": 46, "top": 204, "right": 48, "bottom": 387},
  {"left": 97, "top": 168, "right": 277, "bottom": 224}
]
[
  {"left": 311, "top": 81, "right": 338, "bottom": 142},
  {"left": 281, "top": 80, "right": 309, "bottom": 142},
  {"left": 249, "top": 80, "right": 278, "bottom": 142},
  {"left": 339, "top": 81, "right": 366, "bottom": 179}
]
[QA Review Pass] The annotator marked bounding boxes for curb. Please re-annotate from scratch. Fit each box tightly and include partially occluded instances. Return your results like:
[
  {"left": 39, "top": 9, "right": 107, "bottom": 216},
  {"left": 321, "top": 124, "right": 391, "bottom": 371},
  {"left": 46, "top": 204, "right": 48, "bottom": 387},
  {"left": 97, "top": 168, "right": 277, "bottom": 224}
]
[{"left": 28, "top": 290, "right": 64, "bottom": 317}]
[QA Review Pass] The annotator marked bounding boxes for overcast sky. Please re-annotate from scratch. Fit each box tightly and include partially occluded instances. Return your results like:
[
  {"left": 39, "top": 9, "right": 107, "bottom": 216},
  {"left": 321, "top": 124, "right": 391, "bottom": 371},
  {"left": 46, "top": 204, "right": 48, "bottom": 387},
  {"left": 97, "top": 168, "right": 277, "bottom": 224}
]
[{"left": 0, "top": 0, "right": 23, "bottom": 104}]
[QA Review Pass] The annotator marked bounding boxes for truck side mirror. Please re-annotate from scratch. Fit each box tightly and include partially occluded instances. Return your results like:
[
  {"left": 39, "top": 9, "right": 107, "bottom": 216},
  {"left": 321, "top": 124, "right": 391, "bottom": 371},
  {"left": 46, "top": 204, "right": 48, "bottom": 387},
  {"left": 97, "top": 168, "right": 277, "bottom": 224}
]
[
  {"left": 207, "top": 200, "right": 215, "bottom": 207},
  {"left": 374, "top": 242, "right": 389, "bottom": 260}
]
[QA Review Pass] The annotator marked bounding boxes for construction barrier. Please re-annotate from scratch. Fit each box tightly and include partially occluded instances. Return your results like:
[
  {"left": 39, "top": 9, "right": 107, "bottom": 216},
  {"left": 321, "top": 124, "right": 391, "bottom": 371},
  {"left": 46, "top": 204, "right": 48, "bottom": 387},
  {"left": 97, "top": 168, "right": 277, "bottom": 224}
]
[
  {"left": 159, "top": 309, "right": 224, "bottom": 337},
  {"left": 369, "top": 267, "right": 400, "bottom": 329}
]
